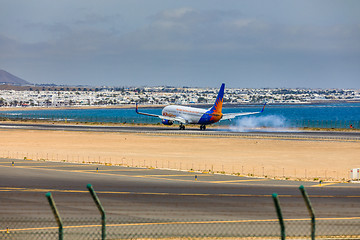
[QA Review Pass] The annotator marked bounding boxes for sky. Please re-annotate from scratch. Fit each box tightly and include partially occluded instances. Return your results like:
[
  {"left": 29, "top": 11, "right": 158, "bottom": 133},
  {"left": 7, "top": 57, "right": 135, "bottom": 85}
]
[{"left": 0, "top": 0, "right": 359, "bottom": 88}]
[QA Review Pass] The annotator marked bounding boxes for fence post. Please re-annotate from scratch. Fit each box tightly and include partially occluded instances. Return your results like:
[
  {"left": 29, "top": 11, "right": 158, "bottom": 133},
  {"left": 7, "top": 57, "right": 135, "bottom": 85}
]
[
  {"left": 299, "top": 185, "right": 315, "bottom": 240},
  {"left": 87, "top": 184, "right": 106, "bottom": 240},
  {"left": 272, "top": 193, "right": 285, "bottom": 240},
  {"left": 45, "top": 192, "right": 63, "bottom": 240}
]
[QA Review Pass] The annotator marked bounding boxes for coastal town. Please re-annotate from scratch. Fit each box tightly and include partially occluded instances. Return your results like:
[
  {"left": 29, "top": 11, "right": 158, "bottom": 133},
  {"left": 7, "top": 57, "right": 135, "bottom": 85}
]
[
  {"left": 0, "top": 69, "right": 359, "bottom": 108},
  {"left": 0, "top": 85, "right": 360, "bottom": 108}
]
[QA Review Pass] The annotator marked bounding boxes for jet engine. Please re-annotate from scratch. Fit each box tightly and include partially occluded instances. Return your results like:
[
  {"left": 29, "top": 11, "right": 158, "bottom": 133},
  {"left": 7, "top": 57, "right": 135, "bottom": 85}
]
[{"left": 162, "top": 119, "right": 174, "bottom": 125}]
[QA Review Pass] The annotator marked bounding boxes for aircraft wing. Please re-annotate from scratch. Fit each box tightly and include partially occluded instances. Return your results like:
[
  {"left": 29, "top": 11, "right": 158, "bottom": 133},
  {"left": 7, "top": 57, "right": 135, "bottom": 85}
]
[
  {"left": 221, "top": 103, "right": 266, "bottom": 121},
  {"left": 136, "top": 104, "right": 187, "bottom": 124}
]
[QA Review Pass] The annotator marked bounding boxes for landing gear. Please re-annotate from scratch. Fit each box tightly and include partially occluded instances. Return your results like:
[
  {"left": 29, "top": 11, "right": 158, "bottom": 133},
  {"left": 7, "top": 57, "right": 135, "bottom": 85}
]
[
  {"left": 200, "top": 125, "right": 206, "bottom": 130},
  {"left": 179, "top": 124, "right": 185, "bottom": 130}
]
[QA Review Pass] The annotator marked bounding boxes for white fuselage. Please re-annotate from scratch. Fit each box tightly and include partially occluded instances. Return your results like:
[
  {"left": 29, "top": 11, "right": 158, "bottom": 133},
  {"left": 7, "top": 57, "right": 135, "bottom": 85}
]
[{"left": 162, "top": 105, "right": 207, "bottom": 124}]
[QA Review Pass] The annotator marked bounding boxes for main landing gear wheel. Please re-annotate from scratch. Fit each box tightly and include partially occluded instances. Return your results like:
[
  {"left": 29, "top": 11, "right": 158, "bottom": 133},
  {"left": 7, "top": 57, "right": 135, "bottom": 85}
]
[
  {"left": 200, "top": 125, "right": 206, "bottom": 130},
  {"left": 179, "top": 124, "right": 185, "bottom": 130}
]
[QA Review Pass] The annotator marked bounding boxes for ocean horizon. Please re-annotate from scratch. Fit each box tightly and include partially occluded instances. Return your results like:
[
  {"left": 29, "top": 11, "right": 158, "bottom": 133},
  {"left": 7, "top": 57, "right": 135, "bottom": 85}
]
[{"left": 0, "top": 102, "right": 359, "bottom": 129}]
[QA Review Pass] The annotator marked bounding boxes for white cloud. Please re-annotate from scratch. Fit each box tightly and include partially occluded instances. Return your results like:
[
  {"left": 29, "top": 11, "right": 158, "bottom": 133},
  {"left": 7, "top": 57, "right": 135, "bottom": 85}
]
[
  {"left": 3, "top": 7, "right": 359, "bottom": 56},
  {"left": 0, "top": 3, "right": 359, "bottom": 87},
  {"left": 231, "top": 19, "right": 255, "bottom": 28},
  {"left": 160, "top": 8, "right": 195, "bottom": 19}
]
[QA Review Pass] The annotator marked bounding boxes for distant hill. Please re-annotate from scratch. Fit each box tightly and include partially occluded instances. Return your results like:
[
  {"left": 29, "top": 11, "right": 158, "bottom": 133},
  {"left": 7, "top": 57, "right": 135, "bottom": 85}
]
[{"left": 0, "top": 69, "right": 32, "bottom": 86}]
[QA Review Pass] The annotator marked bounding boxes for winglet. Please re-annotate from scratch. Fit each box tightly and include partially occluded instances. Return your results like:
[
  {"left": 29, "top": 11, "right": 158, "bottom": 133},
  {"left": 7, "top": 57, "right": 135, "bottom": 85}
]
[
  {"left": 260, "top": 102, "right": 267, "bottom": 113},
  {"left": 135, "top": 103, "right": 139, "bottom": 113}
]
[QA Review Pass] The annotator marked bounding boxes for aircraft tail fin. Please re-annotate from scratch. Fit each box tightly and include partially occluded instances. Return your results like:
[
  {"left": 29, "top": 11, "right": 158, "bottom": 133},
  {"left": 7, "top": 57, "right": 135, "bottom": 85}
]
[{"left": 209, "top": 83, "right": 225, "bottom": 114}]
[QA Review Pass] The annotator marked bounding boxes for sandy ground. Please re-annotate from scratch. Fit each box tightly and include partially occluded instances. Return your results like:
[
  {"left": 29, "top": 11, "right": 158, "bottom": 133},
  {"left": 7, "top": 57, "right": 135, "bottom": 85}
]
[{"left": 0, "top": 129, "right": 359, "bottom": 181}]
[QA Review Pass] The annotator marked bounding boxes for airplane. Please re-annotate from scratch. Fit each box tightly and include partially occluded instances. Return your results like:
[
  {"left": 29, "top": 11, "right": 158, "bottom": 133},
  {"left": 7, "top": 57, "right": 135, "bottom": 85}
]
[{"left": 136, "top": 83, "right": 266, "bottom": 130}]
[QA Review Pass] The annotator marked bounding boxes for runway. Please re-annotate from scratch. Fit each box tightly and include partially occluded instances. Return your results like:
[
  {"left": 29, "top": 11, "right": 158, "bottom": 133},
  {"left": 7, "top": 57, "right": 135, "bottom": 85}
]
[
  {"left": 0, "top": 158, "right": 359, "bottom": 238},
  {"left": 1, "top": 122, "right": 360, "bottom": 141}
]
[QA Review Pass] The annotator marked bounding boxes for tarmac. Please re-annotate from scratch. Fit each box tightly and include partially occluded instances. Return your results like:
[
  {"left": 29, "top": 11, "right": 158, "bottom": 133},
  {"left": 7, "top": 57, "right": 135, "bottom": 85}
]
[{"left": 0, "top": 158, "right": 359, "bottom": 238}]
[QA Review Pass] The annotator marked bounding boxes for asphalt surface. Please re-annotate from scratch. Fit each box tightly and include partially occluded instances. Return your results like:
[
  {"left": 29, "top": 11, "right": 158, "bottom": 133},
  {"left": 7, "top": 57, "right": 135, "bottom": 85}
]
[
  {"left": 0, "top": 158, "right": 359, "bottom": 238},
  {"left": 1, "top": 122, "right": 360, "bottom": 141}
]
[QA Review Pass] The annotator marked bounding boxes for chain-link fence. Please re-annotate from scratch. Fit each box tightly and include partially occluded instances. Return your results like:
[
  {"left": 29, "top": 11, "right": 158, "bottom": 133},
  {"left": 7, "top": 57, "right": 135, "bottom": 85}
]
[
  {"left": 1, "top": 186, "right": 359, "bottom": 239},
  {"left": 1, "top": 216, "right": 360, "bottom": 239}
]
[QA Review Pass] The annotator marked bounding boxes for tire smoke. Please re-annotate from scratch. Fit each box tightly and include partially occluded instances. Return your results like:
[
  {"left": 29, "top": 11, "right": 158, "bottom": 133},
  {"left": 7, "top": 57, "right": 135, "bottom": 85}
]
[{"left": 229, "top": 115, "right": 295, "bottom": 132}]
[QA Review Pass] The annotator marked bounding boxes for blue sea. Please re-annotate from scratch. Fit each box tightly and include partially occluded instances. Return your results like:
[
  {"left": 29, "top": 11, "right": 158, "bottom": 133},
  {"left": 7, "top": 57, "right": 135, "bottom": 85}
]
[{"left": 1, "top": 103, "right": 360, "bottom": 129}]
